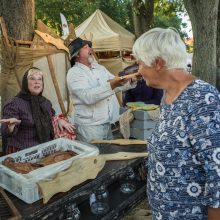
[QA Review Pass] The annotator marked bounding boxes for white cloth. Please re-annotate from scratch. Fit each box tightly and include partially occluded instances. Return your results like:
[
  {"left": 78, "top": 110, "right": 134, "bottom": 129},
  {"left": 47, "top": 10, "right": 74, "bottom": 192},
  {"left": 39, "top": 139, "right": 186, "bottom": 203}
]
[
  {"left": 75, "top": 123, "right": 113, "bottom": 143},
  {"left": 67, "top": 62, "right": 135, "bottom": 125},
  {"left": 67, "top": 62, "right": 135, "bottom": 141}
]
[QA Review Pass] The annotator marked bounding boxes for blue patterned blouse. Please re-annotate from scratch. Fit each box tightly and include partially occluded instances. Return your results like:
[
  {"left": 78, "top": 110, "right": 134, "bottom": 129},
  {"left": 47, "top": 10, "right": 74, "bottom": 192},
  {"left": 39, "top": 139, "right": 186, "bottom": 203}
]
[{"left": 147, "top": 80, "right": 220, "bottom": 220}]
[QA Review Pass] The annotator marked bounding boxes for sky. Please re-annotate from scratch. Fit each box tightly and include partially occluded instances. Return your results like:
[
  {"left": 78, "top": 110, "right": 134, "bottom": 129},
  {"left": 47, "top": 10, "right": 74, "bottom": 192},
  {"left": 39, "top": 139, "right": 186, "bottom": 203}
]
[{"left": 181, "top": 14, "right": 193, "bottom": 38}]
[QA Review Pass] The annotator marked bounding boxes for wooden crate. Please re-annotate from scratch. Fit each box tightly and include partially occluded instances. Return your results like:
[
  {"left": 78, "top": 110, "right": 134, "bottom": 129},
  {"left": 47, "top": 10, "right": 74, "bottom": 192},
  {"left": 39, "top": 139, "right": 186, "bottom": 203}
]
[{"left": 0, "top": 187, "right": 21, "bottom": 220}]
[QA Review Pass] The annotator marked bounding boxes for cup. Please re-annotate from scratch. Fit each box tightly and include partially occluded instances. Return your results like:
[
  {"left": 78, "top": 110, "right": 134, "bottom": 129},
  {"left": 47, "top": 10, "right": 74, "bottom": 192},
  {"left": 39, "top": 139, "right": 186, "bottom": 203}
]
[
  {"left": 65, "top": 203, "right": 80, "bottom": 220},
  {"left": 120, "top": 166, "right": 136, "bottom": 194},
  {"left": 90, "top": 184, "right": 109, "bottom": 215}
]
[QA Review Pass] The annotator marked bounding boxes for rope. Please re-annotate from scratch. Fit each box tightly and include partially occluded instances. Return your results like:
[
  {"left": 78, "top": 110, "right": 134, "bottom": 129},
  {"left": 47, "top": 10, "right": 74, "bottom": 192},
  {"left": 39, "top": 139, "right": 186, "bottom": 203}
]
[
  {"left": 0, "top": 37, "right": 21, "bottom": 88},
  {"left": 119, "top": 108, "right": 134, "bottom": 139},
  {"left": 119, "top": 106, "right": 160, "bottom": 139}
]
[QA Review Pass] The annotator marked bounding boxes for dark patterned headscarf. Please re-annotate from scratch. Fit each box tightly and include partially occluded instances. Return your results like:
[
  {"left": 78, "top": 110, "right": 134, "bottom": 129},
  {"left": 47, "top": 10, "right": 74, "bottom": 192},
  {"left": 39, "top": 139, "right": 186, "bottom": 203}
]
[{"left": 16, "top": 67, "right": 54, "bottom": 143}]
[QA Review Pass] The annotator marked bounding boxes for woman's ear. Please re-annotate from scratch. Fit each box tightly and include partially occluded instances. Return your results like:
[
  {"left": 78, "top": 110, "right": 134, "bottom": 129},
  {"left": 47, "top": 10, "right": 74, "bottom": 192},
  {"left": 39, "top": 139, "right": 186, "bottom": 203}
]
[{"left": 154, "top": 57, "right": 165, "bottom": 71}]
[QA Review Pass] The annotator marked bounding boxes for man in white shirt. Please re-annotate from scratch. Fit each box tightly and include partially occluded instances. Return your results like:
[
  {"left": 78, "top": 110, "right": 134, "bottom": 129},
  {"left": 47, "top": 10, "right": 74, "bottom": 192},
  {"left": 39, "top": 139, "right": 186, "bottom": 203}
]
[{"left": 67, "top": 37, "right": 137, "bottom": 143}]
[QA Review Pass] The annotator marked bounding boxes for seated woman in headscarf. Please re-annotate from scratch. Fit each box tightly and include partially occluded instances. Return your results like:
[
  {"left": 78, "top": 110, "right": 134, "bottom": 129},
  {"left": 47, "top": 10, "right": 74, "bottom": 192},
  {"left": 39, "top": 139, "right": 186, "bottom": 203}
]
[{"left": 0, "top": 67, "right": 75, "bottom": 154}]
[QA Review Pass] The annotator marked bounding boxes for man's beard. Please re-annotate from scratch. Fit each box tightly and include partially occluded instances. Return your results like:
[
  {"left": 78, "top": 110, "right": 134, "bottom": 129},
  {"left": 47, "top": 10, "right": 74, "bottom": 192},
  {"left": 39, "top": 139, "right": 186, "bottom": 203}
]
[{"left": 88, "top": 55, "right": 94, "bottom": 64}]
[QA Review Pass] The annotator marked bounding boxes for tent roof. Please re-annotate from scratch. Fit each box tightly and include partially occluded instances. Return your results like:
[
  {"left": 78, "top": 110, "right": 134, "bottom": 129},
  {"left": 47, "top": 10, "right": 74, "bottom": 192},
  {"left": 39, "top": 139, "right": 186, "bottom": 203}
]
[{"left": 75, "top": 9, "right": 135, "bottom": 52}]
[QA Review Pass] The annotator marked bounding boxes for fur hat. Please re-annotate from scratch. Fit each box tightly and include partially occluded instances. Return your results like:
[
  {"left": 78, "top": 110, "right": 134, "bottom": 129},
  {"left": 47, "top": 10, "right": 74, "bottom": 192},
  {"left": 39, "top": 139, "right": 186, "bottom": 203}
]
[{"left": 69, "top": 37, "right": 92, "bottom": 59}]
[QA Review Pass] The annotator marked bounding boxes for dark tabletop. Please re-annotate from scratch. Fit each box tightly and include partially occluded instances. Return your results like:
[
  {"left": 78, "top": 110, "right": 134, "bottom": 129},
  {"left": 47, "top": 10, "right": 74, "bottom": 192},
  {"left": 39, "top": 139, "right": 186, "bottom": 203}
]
[{"left": 5, "top": 143, "right": 147, "bottom": 219}]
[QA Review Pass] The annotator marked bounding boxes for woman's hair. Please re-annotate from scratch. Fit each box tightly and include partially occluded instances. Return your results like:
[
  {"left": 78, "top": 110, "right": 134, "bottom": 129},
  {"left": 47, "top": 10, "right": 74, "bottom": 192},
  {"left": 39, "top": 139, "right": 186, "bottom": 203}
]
[
  {"left": 132, "top": 27, "right": 188, "bottom": 70},
  {"left": 27, "top": 67, "right": 43, "bottom": 78}
]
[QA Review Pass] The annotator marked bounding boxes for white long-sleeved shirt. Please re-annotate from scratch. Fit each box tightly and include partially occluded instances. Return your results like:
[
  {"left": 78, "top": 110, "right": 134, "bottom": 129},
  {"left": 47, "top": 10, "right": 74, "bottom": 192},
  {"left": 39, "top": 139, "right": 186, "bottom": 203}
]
[{"left": 67, "top": 62, "right": 135, "bottom": 126}]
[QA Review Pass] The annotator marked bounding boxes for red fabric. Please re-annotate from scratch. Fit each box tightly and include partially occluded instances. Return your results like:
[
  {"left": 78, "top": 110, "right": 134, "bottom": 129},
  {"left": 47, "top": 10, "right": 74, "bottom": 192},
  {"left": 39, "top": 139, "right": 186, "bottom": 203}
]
[
  {"left": 52, "top": 114, "right": 76, "bottom": 140},
  {"left": 6, "top": 146, "right": 19, "bottom": 155}
]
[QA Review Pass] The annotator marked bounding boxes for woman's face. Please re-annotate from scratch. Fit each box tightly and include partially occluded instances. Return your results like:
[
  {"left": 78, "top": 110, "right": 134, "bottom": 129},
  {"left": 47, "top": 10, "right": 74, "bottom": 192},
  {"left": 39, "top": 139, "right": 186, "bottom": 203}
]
[
  {"left": 138, "top": 59, "right": 164, "bottom": 89},
  {"left": 27, "top": 73, "right": 43, "bottom": 96},
  {"left": 138, "top": 61, "right": 156, "bottom": 86}
]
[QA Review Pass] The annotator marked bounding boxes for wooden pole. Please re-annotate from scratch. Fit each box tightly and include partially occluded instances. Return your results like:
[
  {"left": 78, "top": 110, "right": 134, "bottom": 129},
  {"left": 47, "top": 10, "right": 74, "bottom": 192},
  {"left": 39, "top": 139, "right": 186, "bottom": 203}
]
[
  {"left": 65, "top": 53, "right": 72, "bottom": 116},
  {"left": 0, "top": 17, "right": 9, "bottom": 45},
  {"left": 46, "top": 55, "right": 66, "bottom": 116},
  {"left": 15, "top": 40, "right": 32, "bottom": 45},
  {"left": 0, "top": 187, "right": 22, "bottom": 219}
]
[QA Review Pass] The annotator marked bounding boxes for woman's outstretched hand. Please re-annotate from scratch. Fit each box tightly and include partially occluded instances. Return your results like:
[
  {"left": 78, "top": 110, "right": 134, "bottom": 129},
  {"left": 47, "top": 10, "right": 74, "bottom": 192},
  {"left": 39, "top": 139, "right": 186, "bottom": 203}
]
[
  {"left": 57, "top": 119, "right": 75, "bottom": 133},
  {"left": 0, "top": 118, "right": 21, "bottom": 133}
]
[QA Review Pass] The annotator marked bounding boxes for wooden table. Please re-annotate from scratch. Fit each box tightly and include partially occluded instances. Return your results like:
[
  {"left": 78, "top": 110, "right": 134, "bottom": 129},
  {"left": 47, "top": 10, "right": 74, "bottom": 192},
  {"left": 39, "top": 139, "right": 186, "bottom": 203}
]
[{"left": 4, "top": 144, "right": 148, "bottom": 220}]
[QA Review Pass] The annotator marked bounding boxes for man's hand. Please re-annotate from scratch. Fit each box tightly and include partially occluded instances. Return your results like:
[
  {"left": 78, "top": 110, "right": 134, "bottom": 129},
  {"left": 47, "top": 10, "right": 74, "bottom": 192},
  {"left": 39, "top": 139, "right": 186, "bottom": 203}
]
[
  {"left": 130, "top": 72, "right": 142, "bottom": 82},
  {"left": 109, "top": 77, "right": 130, "bottom": 90},
  {"left": 0, "top": 118, "right": 21, "bottom": 133}
]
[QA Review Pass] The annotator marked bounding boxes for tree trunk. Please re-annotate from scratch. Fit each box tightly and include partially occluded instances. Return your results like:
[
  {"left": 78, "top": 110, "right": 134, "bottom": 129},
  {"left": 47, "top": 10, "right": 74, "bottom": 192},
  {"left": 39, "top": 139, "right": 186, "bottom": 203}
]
[
  {"left": 0, "top": 0, "right": 35, "bottom": 110},
  {"left": 133, "top": 9, "right": 143, "bottom": 38},
  {"left": 142, "top": 0, "right": 154, "bottom": 32},
  {"left": 132, "top": 0, "right": 154, "bottom": 38},
  {"left": 217, "top": 1, "right": 220, "bottom": 90},
  {"left": 183, "top": 0, "right": 219, "bottom": 86},
  {"left": 0, "top": 0, "right": 35, "bottom": 40}
]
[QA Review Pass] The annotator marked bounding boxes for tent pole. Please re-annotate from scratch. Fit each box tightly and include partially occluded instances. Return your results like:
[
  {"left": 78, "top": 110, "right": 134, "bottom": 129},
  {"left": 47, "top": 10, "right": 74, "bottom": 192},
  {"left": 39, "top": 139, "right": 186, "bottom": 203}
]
[
  {"left": 92, "top": 50, "right": 99, "bottom": 63},
  {"left": 64, "top": 53, "right": 72, "bottom": 116},
  {"left": 46, "top": 55, "right": 66, "bottom": 116},
  {"left": 120, "top": 51, "right": 122, "bottom": 58}
]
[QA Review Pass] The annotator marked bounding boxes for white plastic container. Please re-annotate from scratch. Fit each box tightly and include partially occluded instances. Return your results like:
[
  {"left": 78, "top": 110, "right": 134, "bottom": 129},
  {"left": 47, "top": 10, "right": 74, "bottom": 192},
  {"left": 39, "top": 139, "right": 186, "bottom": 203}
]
[{"left": 0, "top": 138, "right": 99, "bottom": 204}]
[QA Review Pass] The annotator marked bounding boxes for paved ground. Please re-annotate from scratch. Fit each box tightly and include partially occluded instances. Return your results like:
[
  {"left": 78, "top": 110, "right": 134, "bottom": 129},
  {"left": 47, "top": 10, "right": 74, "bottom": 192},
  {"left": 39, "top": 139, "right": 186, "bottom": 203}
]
[{"left": 122, "top": 200, "right": 152, "bottom": 220}]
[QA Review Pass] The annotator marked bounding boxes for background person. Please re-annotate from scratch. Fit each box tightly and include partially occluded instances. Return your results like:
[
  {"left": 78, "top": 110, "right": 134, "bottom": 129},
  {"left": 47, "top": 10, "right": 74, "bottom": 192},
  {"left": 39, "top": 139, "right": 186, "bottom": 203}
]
[
  {"left": 133, "top": 27, "right": 220, "bottom": 219},
  {"left": 0, "top": 67, "right": 75, "bottom": 154},
  {"left": 123, "top": 78, "right": 163, "bottom": 106},
  {"left": 67, "top": 37, "right": 138, "bottom": 143}
]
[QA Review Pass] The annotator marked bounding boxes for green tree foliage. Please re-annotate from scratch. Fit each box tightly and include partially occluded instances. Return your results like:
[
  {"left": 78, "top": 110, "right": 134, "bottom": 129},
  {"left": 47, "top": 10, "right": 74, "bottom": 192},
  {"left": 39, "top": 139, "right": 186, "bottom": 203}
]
[
  {"left": 154, "top": 0, "right": 188, "bottom": 38},
  {"left": 35, "top": 0, "right": 93, "bottom": 34},
  {"left": 35, "top": 0, "right": 132, "bottom": 35},
  {"left": 35, "top": 0, "right": 188, "bottom": 38},
  {"left": 92, "top": 0, "right": 133, "bottom": 32}
]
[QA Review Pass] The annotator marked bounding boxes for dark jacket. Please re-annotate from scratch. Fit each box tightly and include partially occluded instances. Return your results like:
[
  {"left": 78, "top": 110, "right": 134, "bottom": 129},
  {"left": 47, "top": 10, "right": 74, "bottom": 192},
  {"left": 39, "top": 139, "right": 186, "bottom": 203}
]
[
  {"left": 1, "top": 97, "right": 55, "bottom": 150},
  {"left": 123, "top": 79, "right": 163, "bottom": 106}
]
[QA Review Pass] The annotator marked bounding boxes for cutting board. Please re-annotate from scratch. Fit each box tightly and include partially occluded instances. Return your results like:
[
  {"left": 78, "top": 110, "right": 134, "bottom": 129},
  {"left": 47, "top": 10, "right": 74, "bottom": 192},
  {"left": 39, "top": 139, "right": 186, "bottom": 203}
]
[
  {"left": 90, "top": 139, "right": 146, "bottom": 145},
  {"left": 38, "top": 152, "right": 148, "bottom": 203}
]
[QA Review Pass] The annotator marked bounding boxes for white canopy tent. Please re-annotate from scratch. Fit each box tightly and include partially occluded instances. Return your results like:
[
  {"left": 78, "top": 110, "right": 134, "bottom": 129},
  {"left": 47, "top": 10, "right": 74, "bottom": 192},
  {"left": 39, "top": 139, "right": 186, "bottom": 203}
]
[
  {"left": 75, "top": 9, "right": 136, "bottom": 76},
  {"left": 75, "top": 9, "right": 135, "bottom": 52}
]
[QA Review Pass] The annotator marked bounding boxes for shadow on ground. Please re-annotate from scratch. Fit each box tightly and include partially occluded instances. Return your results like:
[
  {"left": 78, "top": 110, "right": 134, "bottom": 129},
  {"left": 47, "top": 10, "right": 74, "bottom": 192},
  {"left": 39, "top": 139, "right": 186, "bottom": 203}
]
[{"left": 122, "top": 200, "right": 152, "bottom": 220}]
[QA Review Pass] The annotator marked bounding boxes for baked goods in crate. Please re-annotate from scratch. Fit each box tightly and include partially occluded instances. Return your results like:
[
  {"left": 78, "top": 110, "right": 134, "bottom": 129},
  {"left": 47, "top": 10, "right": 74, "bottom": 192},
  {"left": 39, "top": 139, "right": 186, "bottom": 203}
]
[
  {"left": 2, "top": 157, "right": 42, "bottom": 174},
  {"left": 2, "top": 150, "right": 77, "bottom": 174},
  {"left": 37, "top": 150, "right": 77, "bottom": 166},
  {"left": 0, "top": 138, "right": 99, "bottom": 204}
]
